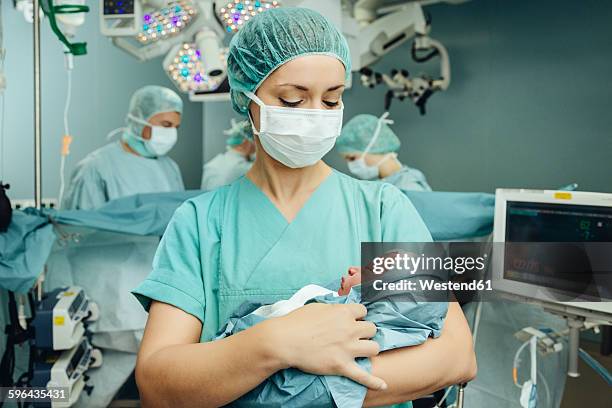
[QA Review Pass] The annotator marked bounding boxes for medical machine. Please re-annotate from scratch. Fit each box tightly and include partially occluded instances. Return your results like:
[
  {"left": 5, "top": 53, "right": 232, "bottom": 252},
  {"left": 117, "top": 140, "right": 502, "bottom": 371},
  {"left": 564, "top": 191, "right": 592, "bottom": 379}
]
[
  {"left": 492, "top": 189, "right": 612, "bottom": 313},
  {"left": 11, "top": 198, "right": 59, "bottom": 210},
  {"left": 344, "top": 1, "right": 452, "bottom": 114},
  {"left": 32, "top": 286, "right": 99, "bottom": 351},
  {"left": 492, "top": 188, "right": 612, "bottom": 376},
  {"left": 31, "top": 336, "right": 103, "bottom": 407},
  {"left": 100, "top": 0, "right": 144, "bottom": 36}
]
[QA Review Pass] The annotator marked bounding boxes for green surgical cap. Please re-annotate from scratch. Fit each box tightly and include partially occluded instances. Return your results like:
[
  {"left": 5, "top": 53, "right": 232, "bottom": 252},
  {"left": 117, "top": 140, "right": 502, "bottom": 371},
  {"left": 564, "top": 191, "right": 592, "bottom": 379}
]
[
  {"left": 227, "top": 7, "right": 352, "bottom": 115},
  {"left": 225, "top": 119, "right": 253, "bottom": 146},
  {"left": 125, "top": 85, "right": 183, "bottom": 140},
  {"left": 336, "top": 114, "right": 401, "bottom": 154}
]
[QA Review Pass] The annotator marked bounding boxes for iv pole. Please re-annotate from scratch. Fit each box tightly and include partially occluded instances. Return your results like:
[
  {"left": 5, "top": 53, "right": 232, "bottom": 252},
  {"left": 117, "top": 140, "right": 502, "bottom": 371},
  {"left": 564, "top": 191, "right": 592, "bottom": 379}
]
[
  {"left": 33, "top": 0, "right": 42, "bottom": 210},
  {"left": 33, "top": 0, "right": 46, "bottom": 303}
]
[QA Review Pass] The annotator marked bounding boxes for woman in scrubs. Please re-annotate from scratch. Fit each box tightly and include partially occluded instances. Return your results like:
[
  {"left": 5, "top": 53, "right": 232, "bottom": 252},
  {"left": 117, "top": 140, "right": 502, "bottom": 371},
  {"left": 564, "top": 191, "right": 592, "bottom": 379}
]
[{"left": 133, "top": 8, "right": 476, "bottom": 407}]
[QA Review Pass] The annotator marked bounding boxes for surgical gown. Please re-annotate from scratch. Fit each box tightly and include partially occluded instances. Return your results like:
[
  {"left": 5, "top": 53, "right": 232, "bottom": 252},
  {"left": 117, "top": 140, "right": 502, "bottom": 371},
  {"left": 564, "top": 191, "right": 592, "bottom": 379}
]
[
  {"left": 383, "top": 166, "right": 432, "bottom": 192},
  {"left": 62, "top": 141, "right": 184, "bottom": 210},
  {"left": 201, "top": 149, "right": 253, "bottom": 191},
  {"left": 133, "top": 170, "right": 433, "bottom": 405}
]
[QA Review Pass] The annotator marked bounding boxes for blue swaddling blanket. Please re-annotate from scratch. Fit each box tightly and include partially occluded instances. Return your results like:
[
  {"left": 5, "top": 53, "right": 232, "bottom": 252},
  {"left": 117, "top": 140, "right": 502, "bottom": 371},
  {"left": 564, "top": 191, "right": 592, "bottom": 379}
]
[{"left": 215, "top": 285, "right": 448, "bottom": 408}]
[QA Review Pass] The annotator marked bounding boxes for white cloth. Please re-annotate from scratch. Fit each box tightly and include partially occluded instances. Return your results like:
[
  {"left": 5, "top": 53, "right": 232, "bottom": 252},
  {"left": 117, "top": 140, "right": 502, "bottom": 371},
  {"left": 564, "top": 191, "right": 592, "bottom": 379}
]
[
  {"left": 252, "top": 285, "right": 336, "bottom": 318},
  {"left": 62, "top": 141, "right": 184, "bottom": 210},
  {"left": 45, "top": 227, "right": 159, "bottom": 352},
  {"left": 200, "top": 148, "right": 253, "bottom": 190}
]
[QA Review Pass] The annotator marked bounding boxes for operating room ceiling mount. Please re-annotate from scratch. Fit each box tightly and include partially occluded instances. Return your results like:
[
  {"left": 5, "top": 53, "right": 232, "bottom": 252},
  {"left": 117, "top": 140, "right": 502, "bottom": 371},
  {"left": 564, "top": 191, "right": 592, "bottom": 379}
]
[{"left": 99, "top": 0, "right": 464, "bottom": 107}]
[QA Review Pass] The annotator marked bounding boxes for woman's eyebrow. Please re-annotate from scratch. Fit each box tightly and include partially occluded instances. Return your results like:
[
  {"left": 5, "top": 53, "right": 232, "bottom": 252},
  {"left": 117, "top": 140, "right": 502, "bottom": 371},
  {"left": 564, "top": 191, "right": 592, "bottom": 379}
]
[
  {"left": 326, "top": 84, "right": 345, "bottom": 91},
  {"left": 278, "top": 83, "right": 309, "bottom": 91},
  {"left": 276, "top": 84, "right": 345, "bottom": 92}
]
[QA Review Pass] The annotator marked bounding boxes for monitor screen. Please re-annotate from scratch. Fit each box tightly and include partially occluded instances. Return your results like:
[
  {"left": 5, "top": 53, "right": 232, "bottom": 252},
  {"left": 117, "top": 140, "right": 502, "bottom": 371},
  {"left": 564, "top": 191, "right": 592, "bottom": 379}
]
[
  {"left": 503, "top": 201, "right": 612, "bottom": 299},
  {"left": 506, "top": 201, "right": 612, "bottom": 242},
  {"left": 103, "top": 0, "right": 135, "bottom": 16}
]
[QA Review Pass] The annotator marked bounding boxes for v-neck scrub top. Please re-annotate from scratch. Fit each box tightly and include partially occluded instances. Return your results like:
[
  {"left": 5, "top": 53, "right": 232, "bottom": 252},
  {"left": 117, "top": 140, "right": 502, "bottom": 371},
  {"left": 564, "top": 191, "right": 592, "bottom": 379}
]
[{"left": 133, "top": 170, "right": 432, "bottom": 342}]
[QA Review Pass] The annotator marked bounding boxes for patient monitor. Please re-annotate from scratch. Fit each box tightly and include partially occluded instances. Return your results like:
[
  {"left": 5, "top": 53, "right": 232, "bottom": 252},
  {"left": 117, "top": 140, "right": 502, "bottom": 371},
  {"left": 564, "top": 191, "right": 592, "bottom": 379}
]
[
  {"left": 492, "top": 189, "right": 612, "bottom": 317},
  {"left": 492, "top": 188, "right": 612, "bottom": 376}
]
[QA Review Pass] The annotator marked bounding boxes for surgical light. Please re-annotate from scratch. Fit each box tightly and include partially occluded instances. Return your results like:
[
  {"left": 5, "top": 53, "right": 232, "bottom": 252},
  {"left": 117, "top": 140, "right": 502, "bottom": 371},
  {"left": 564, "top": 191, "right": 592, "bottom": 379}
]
[
  {"left": 137, "top": 0, "right": 197, "bottom": 44},
  {"left": 217, "top": 0, "right": 280, "bottom": 33},
  {"left": 195, "top": 28, "right": 224, "bottom": 77},
  {"left": 164, "top": 42, "right": 227, "bottom": 93}
]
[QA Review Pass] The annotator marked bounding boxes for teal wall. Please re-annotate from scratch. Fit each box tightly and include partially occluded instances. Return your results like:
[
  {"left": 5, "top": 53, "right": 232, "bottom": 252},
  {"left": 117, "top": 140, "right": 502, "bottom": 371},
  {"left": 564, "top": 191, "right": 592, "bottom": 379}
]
[
  {"left": 0, "top": 0, "right": 203, "bottom": 200},
  {"left": 204, "top": 0, "right": 612, "bottom": 193}
]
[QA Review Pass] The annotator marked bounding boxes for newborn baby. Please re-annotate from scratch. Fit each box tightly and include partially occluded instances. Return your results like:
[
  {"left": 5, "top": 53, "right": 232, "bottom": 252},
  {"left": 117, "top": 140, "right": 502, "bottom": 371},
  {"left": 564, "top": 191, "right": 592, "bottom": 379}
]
[{"left": 216, "top": 255, "right": 448, "bottom": 408}]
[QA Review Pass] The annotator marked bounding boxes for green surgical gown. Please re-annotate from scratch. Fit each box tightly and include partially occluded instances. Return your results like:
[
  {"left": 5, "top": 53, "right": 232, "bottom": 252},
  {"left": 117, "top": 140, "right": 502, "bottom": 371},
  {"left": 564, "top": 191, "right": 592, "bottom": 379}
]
[
  {"left": 133, "top": 170, "right": 432, "bottom": 406},
  {"left": 62, "top": 142, "right": 184, "bottom": 210}
]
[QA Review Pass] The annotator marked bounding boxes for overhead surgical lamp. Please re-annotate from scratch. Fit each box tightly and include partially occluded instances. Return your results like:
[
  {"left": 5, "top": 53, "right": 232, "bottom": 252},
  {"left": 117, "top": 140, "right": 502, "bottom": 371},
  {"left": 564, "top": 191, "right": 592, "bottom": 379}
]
[
  {"left": 104, "top": 0, "right": 282, "bottom": 101},
  {"left": 163, "top": 40, "right": 227, "bottom": 93},
  {"left": 216, "top": 0, "right": 280, "bottom": 33},
  {"left": 137, "top": 0, "right": 198, "bottom": 44},
  {"left": 108, "top": 0, "right": 204, "bottom": 61}
]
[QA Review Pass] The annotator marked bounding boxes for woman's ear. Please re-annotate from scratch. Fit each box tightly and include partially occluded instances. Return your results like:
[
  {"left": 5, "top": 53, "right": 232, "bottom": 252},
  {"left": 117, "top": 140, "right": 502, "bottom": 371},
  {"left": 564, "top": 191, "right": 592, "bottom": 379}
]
[
  {"left": 141, "top": 125, "right": 152, "bottom": 141},
  {"left": 248, "top": 103, "right": 261, "bottom": 134}
]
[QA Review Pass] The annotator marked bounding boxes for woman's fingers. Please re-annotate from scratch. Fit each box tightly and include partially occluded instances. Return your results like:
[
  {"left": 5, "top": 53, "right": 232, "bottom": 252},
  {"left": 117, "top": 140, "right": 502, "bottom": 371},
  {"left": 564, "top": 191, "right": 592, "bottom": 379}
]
[
  {"left": 341, "top": 361, "right": 388, "bottom": 391},
  {"left": 350, "top": 339, "right": 380, "bottom": 358},
  {"left": 345, "top": 303, "right": 368, "bottom": 320},
  {"left": 355, "top": 321, "right": 377, "bottom": 339}
]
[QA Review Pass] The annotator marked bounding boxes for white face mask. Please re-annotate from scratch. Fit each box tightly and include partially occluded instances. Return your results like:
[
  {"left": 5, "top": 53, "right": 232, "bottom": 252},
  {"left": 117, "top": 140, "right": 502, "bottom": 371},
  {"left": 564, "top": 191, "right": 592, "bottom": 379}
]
[
  {"left": 348, "top": 154, "right": 396, "bottom": 180},
  {"left": 127, "top": 114, "right": 178, "bottom": 157},
  {"left": 146, "top": 126, "right": 178, "bottom": 156},
  {"left": 245, "top": 91, "right": 343, "bottom": 169},
  {"left": 346, "top": 112, "right": 395, "bottom": 180}
]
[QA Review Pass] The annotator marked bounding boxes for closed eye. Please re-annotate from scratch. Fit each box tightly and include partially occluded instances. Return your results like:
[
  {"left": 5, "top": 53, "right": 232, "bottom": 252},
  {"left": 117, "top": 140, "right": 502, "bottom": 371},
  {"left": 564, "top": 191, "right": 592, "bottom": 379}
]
[
  {"left": 279, "top": 98, "right": 302, "bottom": 108},
  {"left": 323, "top": 100, "right": 340, "bottom": 107}
]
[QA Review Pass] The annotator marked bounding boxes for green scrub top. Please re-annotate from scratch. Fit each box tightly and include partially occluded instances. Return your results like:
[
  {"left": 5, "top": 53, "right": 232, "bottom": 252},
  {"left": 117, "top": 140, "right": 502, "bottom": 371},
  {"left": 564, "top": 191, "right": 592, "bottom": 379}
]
[
  {"left": 133, "top": 170, "right": 432, "bottom": 407},
  {"left": 62, "top": 142, "right": 184, "bottom": 210}
]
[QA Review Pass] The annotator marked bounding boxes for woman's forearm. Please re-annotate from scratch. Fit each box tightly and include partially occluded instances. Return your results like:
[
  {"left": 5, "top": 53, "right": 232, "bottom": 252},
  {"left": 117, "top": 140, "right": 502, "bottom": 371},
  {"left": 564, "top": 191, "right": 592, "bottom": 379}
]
[
  {"left": 136, "top": 320, "right": 283, "bottom": 408},
  {"left": 364, "top": 302, "right": 477, "bottom": 407}
]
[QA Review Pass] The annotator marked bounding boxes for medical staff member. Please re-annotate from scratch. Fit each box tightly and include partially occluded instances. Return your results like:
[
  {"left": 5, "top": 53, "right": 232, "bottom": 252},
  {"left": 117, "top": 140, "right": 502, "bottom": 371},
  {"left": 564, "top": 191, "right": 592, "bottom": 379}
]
[
  {"left": 62, "top": 85, "right": 185, "bottom": 210},
  {"left": 200, "top": 119, "right": 255, "bottom": 190},
  {"left": 337, "top": 113, "right": 432, "bottom": 191},
  {"left": 133, "top": 8, "right": 475, "bottom": 408}
]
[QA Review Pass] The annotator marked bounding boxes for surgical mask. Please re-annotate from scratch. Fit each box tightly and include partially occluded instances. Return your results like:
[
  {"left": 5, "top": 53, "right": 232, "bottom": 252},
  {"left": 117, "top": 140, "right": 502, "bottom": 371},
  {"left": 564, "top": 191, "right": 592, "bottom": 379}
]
[
  {"left": 245, "top": 91, "right": 343, "bottom": 169},
  {"left": 346, "top": 112, "right": 395, "bottom": 180},
  {"left": 348, "top": 153, "right": 396, "bottom": 180},
  {"left": 125, "top": 114, "right": 178, "bottom": 157}
]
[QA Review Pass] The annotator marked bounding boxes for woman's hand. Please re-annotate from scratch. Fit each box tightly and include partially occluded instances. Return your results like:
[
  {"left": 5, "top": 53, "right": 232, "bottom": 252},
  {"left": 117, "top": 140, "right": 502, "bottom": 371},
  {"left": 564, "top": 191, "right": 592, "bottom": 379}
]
[{"left": 263, "top": 302, "right": 387, "bottom": 391}]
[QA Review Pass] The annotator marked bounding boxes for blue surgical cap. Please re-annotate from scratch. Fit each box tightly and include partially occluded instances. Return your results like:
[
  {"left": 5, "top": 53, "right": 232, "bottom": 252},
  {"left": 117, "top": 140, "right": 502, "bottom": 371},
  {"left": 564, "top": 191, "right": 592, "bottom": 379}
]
[
  {"left": 225, "top": 119, "right": 253, "bottom": 146},
  {"left": 227, "top": 7, "right": 352, "bottom": 115},
  {"left": 336, "top": 114, "right": 401, "bottom": 154},
  {"left": 125, "top": 85, "right": 183, "bottom": 137}
]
